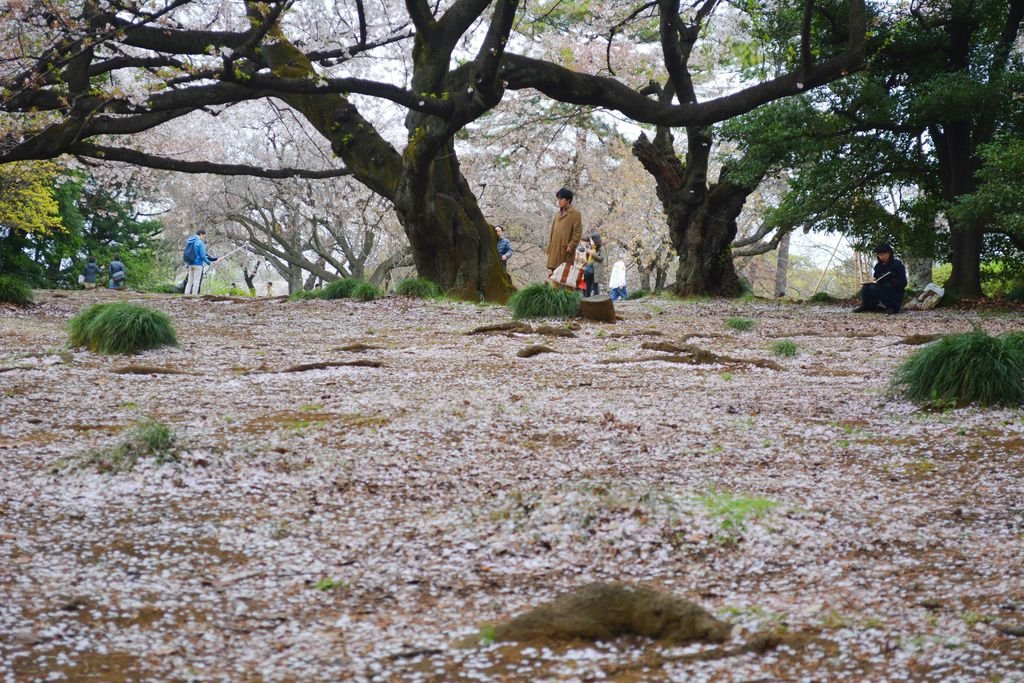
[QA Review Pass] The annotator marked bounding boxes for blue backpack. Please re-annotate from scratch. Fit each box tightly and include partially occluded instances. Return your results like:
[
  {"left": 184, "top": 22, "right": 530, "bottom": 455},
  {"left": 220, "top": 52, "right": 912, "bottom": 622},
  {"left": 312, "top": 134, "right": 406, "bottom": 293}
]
[{"left": 183, "top": 238, "right": 197, "bottom": 265}]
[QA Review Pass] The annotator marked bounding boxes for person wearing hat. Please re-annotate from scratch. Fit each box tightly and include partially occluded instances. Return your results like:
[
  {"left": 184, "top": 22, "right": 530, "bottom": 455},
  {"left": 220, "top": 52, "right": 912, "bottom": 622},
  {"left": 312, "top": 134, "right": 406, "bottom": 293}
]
[
  {"left": 853, "top": 243, "right": 907, "bottom": 314},
  {"left": 545, "top": 187, "right": 583, "bottom": 276}
]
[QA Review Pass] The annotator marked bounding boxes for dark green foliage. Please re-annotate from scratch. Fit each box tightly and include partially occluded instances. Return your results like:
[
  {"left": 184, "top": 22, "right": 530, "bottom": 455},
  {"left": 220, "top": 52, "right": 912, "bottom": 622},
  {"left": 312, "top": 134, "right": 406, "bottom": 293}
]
[
  {"left": 507, "top": 283, "right": 581, "bottom": 319},
  {"left": 350, "top": 280, "right": 383, "bottom": 301},
  {"left": 68, "top": 302, "right": 177, "bottom": 354},
  {"left": 395, "top": 277, "right": 444, "bottom": 299},
  {"left": 725, "top": 316, "right": 756, "bottom": 331},
  {"left": 771, "top": 340, "right": 798, "bottom": 357},
  {"left": 289, "top": 288, "right": 324, "bottom": 301},
  {"left": 627, "top": 289, "right": 650, "bottom": 300},
  {"left": 0, "top": 275, "right": 33, "bottom": 306},
  {"left": 809, "top": 292, "right": 837, "bottom": 303},
  {"left": 65, "top": 418, "right": 177, "bottom": 473},
  {"left": 890, "top": 331, "right": 1024, "bottom": 407},
  {"left": 320, "top": 278, "right": 362, "bottom": 300},
  {"left": 147, "top": 283, "right": 183, "bottom": 294}
]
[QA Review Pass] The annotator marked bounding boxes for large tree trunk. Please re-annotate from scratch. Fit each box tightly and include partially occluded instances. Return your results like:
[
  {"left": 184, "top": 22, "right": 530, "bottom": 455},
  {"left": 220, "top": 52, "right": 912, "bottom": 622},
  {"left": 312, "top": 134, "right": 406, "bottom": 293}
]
[
  {"left": 260, "top": 39, "right": 513, "bottom": 303},
  {"left": 633, "top": 128, "right": 751, "bottom": 297},
  {"left": 945, "top": 223, "right": 984, "bottom": 299},
  {"left": 393, "top": 138, "right": 512, "bottom": 302}
]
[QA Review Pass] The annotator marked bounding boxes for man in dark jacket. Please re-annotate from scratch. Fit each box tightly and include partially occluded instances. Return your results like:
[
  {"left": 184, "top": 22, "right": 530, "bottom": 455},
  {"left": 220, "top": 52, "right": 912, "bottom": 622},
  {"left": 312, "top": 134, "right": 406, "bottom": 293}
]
[{"left": 854, "top": 243, "right": 907, "bottom": 314}]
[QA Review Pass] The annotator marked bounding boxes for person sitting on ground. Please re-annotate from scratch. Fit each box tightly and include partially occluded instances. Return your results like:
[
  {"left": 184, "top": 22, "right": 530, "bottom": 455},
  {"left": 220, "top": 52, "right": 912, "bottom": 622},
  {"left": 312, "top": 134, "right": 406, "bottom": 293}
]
[
  {"left": 107, "top": 255, "right": 126, "bottom": 290},
  {"left": 854, "top": 243, "right": 907, "bottom": 314},
  {"left": 82, "top": 257, "right": 100, "bottom": 290}
]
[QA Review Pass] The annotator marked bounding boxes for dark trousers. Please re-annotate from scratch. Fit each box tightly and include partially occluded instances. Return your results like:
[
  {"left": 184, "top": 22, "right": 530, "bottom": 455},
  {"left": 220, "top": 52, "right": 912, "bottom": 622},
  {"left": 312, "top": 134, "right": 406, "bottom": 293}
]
[
  {"left": 584, "top": 271, "right": 599, "bottom": 297},
  {"left": 861, "top": 283, "right": 903, "bottom": 312}
]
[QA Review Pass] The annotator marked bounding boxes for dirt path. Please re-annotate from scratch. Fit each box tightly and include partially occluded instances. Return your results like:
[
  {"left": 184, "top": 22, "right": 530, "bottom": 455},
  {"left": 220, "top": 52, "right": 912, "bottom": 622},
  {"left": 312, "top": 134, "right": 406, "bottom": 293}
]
[{"left": 1, "top": 290, "right": 1022, "bottom": 681}]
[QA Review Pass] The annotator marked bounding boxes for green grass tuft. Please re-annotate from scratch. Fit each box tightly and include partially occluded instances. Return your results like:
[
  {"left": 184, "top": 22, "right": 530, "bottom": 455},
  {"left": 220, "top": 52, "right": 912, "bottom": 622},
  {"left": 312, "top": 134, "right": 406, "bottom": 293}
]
[
  {"left": 320, "top": 279, "right": 360, "bottom": 299},
  {"left": 507, "top": 283, "right": 580, "bottom": 319},
  {"left": 0, "top": 275, "right": 33, "bottom": 306},
  {"left": 725, "top": 316, "right": 755, "bottom": 331},
  {"left": 68, "top": 303, "right": 177, "bottom": 354},
  {"left": 771, "top": 340, "right": 798, "bottom": 357},
  {"left": 395, "top": 277, "right": 444, "bottom": 299},
  {"left": 61, "top": 418, "right": 177, "bottom": 473},
  {"left": 697, "top": 487, "right": 779, "bottom": 542},
  {"left": 808, "top": 292, "right": 837, "bottom": 303},
  {"left": 626, "top": 289, "right": 650, "bottom": 300},
  {"left": 890, "top": 330, "right": 1024, "bottom": 407},
  {"left": 350, "top": 280, "right": 383, "bottom": 301},
  {"left": 289, "top": 288, "right": 324, "bottom": 301},
  {"left": 319, "top": 278, "right": 381, "bottom": 301}
]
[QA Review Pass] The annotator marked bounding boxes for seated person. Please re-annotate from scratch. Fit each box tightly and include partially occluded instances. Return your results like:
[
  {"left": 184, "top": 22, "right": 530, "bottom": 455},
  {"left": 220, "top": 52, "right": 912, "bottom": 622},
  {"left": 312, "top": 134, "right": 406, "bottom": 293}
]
[{"left": 854, "top": 243, "right": 907, "bottom": 314}]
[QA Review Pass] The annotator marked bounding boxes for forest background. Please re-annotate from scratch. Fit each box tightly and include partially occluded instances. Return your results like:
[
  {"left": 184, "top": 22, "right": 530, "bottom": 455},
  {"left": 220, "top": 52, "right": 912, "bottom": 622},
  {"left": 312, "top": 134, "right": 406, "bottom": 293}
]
[{"left": 1, "top": 0, "right": 1023, "bottom": 303}]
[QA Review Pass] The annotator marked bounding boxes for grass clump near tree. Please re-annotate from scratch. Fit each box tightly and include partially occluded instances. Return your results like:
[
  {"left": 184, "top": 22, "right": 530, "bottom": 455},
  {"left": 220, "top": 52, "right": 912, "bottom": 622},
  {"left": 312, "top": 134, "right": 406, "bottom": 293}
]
[
  {"left": 395, "top": 277, "right": 444, "bottom": 299},
  {"left": 0, "top": 275, "right": 33, "bottom": 306},
  {"left": 771, "top": 340, "right": 799, "bottom": 357},
  {"left": 809, "top": 292, "right": 837, "bottom": 304},
  {"left": 890, "top": 330, "right": 1024, "bottom": 407},
  {"left": 507, "top": 283, "right": 581, "bottom": 319},
  {"left": 289, "top": 288, "right": 324, "bottom": 301},
  {"left": 319, "top": 278, "right": 382, "bottom": 301},
  {"left": 63, "top": 418, "right": 177, "bottom": 473},
  {"left": 627, "top": 289, "right": 650, "bottom": 300},
  {"left": 68, "top": 302, "right": 177, "bottom": 354},
  {"left": 725, "top": 316, "right": 756, "bottom": 331}
]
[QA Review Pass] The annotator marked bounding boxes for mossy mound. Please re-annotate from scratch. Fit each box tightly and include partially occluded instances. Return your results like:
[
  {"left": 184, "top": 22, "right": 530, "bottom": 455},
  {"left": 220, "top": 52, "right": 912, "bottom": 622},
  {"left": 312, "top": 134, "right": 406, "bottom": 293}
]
[
  {"left": 68, "top": 303, "right": 177, "bottom": 354},
  {"left": 507, "top": 283, "right": 580, "bottom": 319},
  {"left": 395, "top": 277, "right": 444, "bottom": 299},
  {"left": 890, "top": 330, "right": 1024, "bottom": 407},
  {"left": 491, "top": 582, "right": 731, "bottom": 645},
  {"left": 0, "top": 275, "right": 33, "bottom": 306}
]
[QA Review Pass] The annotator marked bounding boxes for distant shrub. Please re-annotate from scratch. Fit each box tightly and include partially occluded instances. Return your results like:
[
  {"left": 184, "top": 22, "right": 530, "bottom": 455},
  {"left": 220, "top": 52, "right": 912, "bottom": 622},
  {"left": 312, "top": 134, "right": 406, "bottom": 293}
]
[
  {"left": 68, "top": 302, "right": 177, "bottom": 354},
  {"left": 320, "top": 278, "right": 364, "bottom": 300},
  {"left": 351, "top": 280, "right": 383, "bottom": 301},
  {"left": 289, "top": 288, "right": 324, "bottom": 301},
  {"left": 0, "top": 275, "right": 33, "bottom": 306},
  {"left": 1005, "top": 282, "right": 1024, "bottom": 303},
  {"left": 809, "top": 292, "right": 837, "bottom": 304},
  {"left": 725, "top": 316, "right": 755, "bottom": 331},
  {"left": 890, "top": 330, "right": 1024, "bottom": 407},
  {"left": 771, "top": 340, "right": 798, "bottom": 357},
  {"left": 65, "top": 418, "right": 177, "bottom": 473},
  {"left": 507, "top": 283, "right": 580, "bottom": 319},
  {"left": 147, "top": 283, "right": 182, "bottom": 295},
  {"left": 395, "top": 277, "right": 444, "bottom": 299},
  {"left": 627, "top": 289, "right": 650, "bottom": 300}
]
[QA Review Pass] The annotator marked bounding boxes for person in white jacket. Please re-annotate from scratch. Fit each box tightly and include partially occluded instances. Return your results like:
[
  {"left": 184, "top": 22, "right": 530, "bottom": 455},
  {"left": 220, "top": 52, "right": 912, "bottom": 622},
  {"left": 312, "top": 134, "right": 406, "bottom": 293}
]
[{"left": 608, "top": 260, "right": 628, "bottom": 301}]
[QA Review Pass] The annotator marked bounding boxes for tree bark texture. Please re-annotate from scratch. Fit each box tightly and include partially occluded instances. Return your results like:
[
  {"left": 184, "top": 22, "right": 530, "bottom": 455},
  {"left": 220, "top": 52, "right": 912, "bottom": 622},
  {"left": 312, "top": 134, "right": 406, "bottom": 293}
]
[{"left": 632, "top": 129, "right": 751, "bottom": 297}]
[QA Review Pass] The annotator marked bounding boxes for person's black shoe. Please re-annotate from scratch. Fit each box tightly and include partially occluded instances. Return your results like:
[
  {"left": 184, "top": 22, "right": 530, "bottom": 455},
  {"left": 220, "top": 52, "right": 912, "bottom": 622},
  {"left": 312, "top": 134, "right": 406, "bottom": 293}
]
[
  {"left": 884, "top": 307, "right": 900, "bottom": 315},
  {"left": 852, "top": 305, "right": 870, "bottom": 313}
]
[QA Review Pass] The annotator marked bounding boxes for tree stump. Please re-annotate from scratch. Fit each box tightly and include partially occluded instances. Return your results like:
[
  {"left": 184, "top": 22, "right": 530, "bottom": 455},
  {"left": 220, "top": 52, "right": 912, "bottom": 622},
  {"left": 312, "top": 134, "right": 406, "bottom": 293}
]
[{"left": 579, "top": 294, "right": 616, "bottom": 323}]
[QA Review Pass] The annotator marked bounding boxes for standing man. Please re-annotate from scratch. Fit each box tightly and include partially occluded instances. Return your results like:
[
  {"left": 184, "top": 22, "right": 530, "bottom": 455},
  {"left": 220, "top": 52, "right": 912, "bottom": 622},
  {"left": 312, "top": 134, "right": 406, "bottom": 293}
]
[
  {"left": 546, "top": 187, "right": 583, "bottom": 276},
  {"left": 854, "top": 243, "right": 908, "bottom": 314},
  {"left": 183, "top": 229, "right": 218, "bottom": 296},
  {"left": 495, "top": 225, "right": 512, "bottom": 270}
]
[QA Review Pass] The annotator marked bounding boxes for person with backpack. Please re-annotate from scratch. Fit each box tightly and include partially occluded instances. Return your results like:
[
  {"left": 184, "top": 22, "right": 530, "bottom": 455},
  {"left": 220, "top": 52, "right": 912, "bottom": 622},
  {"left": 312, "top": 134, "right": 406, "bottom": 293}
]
[
  {"left": 107, "top": 255, "right": 126, "bottom": 289},
  {"left": 183, "top": 229, "right": 218, "bottom": 295}
]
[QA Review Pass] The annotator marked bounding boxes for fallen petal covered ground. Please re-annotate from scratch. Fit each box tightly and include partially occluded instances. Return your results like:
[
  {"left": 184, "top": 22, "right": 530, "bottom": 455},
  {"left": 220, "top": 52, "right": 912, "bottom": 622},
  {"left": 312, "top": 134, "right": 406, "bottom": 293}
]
[{"left": 1, "top": 290, "right": 1022, "bottom": 681}]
